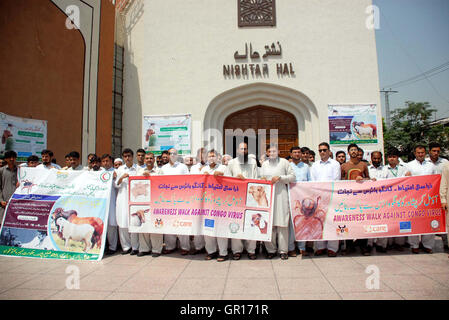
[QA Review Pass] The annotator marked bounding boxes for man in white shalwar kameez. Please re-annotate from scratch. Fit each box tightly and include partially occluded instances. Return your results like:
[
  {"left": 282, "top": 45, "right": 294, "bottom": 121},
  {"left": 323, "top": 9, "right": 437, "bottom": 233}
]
[
  {"left": 224, "top": 142, "right": 259, "bottom": 260},
  {"left": 101, "top": 154, "right": 118, "bottom": 254},
  {"left": 260, "top": 145, "right": 296, "bottom": 260},
  {"left": 200, "top": 149, "right": 227, "bottom": 261},
  {"left": 161, "top": 148, "right": 191, "bottom": 255},
  {"left": 115, "top": 148, "right": 139, "bottom": 254},
  {"left": 136, "top": 152, "right": 163, "bottom": 257}
]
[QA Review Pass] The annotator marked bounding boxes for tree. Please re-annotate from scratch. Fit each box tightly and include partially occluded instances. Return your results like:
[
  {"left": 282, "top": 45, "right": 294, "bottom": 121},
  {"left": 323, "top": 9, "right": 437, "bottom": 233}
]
[{"left": 383, "top": 101, "right": 449, "bottom": 161}]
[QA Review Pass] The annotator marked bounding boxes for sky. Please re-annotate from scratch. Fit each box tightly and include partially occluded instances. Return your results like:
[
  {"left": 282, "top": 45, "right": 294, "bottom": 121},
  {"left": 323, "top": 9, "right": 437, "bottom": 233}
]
[{"left": 373, "top": 0, "right": 449, "bottom": 120}]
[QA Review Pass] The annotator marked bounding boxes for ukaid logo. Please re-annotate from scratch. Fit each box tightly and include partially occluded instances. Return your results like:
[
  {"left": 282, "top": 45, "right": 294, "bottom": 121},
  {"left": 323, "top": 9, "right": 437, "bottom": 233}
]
[
  {"left": 364, "top": 225, "right": 388, "bottom": 233},
  {"left": 204, "top": 219, "right": 215, "bottom": 228},
  {"left": 336, "top": 225, "right": 348, "bottom": 236},
  {"left": 399, "top": 221, "right": 411, "bottom": 233}
]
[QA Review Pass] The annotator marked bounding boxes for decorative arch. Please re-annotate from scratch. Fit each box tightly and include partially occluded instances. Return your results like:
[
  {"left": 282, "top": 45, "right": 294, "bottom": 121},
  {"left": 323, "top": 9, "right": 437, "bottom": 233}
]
[{"left": 203, "top": 83, "right": 320, "bottom": 155}]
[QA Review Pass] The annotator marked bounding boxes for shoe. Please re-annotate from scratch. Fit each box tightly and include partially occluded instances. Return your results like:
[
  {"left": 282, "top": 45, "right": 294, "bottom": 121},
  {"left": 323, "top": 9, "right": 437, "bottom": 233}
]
[
  {"left": 393, "top": 244, "right": 404, "bottom": 252},
  {"left": 205, "top": 252, "right": 218, "bottom": 260},
  {"left": 376, "top": 246, "right": 387, "bottom": 253},
  {"left": 299, "top": 250, "right": 309, "bottom": 257},
  {"left": 121, "top": 248, "right": 132, "bottom": 255},
  {"left": 248, "top": 253, "right": 257, "bottom": 260},
  {"left": 288, "top": 250, "right": 297, "bottom": 257},
  {"left": 217, "top": 255, "right": 228, "bottom": 262},
  {"left": 327, "top": 250, "right": 337, "bottom": 257},
  {"left": 152, "top": 253, "right": 161, "bottom": 258},
  {"left": 104, "top": 249, "right": 116, "bottom": 255},
  {"left": 137, "top": 251, "right": 149, "bottom": 257},
  {"left": 130, "top": 250, "right": 139, "bottom": 256},
  {"left": 280, "top": 253, "right": 288, "bottom": 260},
  {"left": 423, "top": 248, "right": 433, "bottom": 254},
  {"left": 192, "top": 248, "right": 206, "bottom": 255},
  {"left": 361, "top": 249, "right": 371, "bottom": 256},
  {"left": 162, "top": 248, "right": 175, "bottom": 254},
  {"left": 411, "top": 248, "right": 419, "bottom": 254},
  {"left": 180, "top": 249, "right": 189, "bottom": 256},
  {"left": 232, "top": 253, "right": 241, "bottom": 260},
  {"left": 266, "top": 252, "right": 275, "bottom": 259},
  {"left": 314, "top": 249, "right": 325, "bottom": 256}
]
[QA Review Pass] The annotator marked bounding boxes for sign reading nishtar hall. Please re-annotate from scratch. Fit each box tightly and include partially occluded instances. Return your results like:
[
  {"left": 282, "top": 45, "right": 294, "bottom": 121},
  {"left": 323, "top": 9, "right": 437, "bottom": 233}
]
[{"left": 223, "top": 42, "right": 295, "bottom": 78}]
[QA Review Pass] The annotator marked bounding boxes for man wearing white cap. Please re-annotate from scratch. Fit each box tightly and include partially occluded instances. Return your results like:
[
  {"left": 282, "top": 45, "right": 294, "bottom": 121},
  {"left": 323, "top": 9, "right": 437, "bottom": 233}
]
[{"left": 114, "top": 158, "right": 124, "bottom": 169}]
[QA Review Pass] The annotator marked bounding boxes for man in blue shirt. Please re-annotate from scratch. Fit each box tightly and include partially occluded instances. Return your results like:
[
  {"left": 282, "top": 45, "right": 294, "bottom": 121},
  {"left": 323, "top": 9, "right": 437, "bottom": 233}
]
[{"left": 288, "top": 146, "right": 311, "bottom": 257}]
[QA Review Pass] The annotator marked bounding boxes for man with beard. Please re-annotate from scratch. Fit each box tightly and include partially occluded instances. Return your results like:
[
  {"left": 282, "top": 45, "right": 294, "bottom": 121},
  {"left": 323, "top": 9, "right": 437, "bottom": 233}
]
[
  {"left": 37, "top": 149, "right": 61, "bottom": 170},
  {"left": 161, "top": 150, "right": 170, "bottom": 166},
  {"left": 260, "top": 144, "right": 296, "bottom": 260},
  {"left": 225, "top": 141, "right": 259, "bottom": 260},
  {"left": 341, "top": 143, "right": 371, "bottom": 255}
]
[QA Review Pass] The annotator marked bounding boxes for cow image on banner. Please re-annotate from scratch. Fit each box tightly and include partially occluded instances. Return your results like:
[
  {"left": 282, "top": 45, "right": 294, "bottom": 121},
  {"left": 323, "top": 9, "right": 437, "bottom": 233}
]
[
  {"left": 288, "top": 175, "right": 446, "bottom": 241},
  {"left": 0, "top": 168, "right": 112, "bottom": 261}
]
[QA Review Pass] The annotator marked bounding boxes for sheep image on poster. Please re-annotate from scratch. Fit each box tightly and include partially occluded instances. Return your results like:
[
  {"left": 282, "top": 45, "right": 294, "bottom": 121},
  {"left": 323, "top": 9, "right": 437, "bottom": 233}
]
[
  {"left": 130, "top": 180, "right": 151, "bottom": 203},
  {"left": 246, "top": 183, "right": 271, "bottom": 208}
]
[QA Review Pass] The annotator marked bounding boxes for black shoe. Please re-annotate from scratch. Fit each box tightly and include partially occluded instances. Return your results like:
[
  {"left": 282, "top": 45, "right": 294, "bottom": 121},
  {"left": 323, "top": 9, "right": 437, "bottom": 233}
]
[
  {"left": 376, "top": 246, "right": 387, "bottom": 253},
  {"left": 121, "top": 248, "right": 132, "bottom": 255},
  {"left": 104, "top": 249, "right": 116, "bottom": 256},
  {"left": 130, "top": 250, "right": 139, "bottom": 256},
  {"left": 152, "top": 253, "right": 161, "bottom": 258},
  {"left": 137, "top": 251, "right": 150, "bottom": 257}
]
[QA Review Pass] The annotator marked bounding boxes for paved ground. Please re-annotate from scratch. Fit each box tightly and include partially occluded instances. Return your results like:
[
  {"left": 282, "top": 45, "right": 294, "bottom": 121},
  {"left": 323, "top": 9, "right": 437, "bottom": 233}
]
[{"left": 0, "top": 238, "right": 448, "bottom": 300}]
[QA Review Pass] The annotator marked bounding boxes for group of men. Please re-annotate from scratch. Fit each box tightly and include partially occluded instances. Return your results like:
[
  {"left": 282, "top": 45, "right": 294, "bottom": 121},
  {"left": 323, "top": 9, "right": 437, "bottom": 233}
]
[{"left": 1, "top": 141, "right": 448, "bottom": 261}]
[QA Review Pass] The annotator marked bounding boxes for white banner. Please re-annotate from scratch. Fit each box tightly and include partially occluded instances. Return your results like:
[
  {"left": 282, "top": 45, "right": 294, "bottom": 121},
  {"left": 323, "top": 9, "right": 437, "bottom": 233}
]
[{"left": 0, "top": 112, "right": 47, "bottom": 161}]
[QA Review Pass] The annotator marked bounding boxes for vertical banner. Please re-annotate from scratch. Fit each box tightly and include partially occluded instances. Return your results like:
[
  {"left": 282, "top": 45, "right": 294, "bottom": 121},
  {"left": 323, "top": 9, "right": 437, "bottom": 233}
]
[
  {"left": 142, "top": 114, "right": 191, "bottom": 155},
  {"left": 0, "top": 112, "right": 47, "bottom": 161},
  {"left": 289, "top": 175, "right": 446, "bottom": 241},
  {"left": 0, "top": 168, "right": 112, "bottom": 261},
  {"left": 128, "top": 175, "right": 275, "bottom": 242},
  {"left": 328, "top": 104, "right": 378, "bottom": 145}
]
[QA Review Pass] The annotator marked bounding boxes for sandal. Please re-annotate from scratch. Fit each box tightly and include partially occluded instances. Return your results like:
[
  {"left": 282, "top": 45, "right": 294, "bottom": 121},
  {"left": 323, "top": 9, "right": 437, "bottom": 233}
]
[
  {"left": 280, "top": 253, "right": 288, "bottom": 260},
  {"left": 232, "top": 252, "right": 241, "bottom": 260},
  {"left": 266, "top": 253, "right": 275, "bottom": 259},
  {"left": 205, "top": 252, "right": 217, "bottom": 260},
  {"left": 248, "top": 253, "right": 257, "bottom": 260},
  {"left": 217, "top": 255, "right": 228, "bottom": 262}
]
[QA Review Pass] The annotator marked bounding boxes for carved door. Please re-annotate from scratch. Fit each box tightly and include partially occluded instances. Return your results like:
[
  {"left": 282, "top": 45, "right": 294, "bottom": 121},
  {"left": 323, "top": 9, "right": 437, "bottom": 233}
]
[{"left": 223, "top": 106, "right": 298, "bottom": 159}]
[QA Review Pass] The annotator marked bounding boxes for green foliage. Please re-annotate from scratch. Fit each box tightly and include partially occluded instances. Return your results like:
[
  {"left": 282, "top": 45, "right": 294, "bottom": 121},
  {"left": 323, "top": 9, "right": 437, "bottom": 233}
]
[{"left": 383, "top": 101, "right": 449, "bottom": 160}]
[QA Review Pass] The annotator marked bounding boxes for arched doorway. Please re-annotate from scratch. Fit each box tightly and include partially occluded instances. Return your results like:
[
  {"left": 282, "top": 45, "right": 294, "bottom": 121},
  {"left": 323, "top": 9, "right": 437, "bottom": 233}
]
[{"left": 223, "top": 106, "right": 298, "bottom": 159}]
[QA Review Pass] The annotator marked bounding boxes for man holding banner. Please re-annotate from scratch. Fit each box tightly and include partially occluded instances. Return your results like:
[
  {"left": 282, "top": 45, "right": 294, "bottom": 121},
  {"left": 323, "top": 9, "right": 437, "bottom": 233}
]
[
  {"left": 161, "top": 148, "right": 190, "bottom": 255},
  {"left": 115, "top": 148, "right": 139, "bottom": 255},
  {"left": 310, "top": 142, "right": 341, "bottom": 257},
  {"left": 137, "top": 152, "right": 163, "bottom": 257},
  {"left": 225, "top": 141, "right": 259, "bottom": 260},
  {"left": 440, "top": 161, "right": 449, "bottom": 257},
  {"left": 260, "top": 144, "right": 295, "bottom": 260},
  {"left": 407, "top": 144, "right": 438, "bottom": 254}
]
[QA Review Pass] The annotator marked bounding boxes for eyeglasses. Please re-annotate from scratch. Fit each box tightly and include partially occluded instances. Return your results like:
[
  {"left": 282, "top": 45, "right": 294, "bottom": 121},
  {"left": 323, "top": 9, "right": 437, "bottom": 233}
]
[
  {"left": 169, "top": 152, "right": 177, "bottom": 155},
  {"left": 318, "top": 149, "right": 328, "bottom": 153}
]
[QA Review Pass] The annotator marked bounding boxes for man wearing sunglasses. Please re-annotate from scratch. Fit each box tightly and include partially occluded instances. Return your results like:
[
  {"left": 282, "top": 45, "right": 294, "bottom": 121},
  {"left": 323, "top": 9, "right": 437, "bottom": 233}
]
[{"left": 310, "top": 142, "right": 341, "bottom": 257}]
